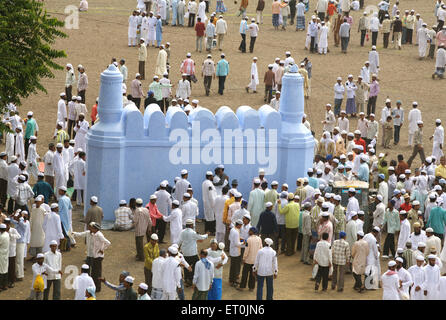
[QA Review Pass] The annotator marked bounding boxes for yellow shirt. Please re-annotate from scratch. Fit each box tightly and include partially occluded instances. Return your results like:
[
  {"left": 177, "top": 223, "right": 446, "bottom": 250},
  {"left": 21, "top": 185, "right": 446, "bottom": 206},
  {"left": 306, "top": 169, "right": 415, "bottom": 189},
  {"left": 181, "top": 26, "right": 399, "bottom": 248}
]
[{"left": 435, "top": 165, "right": 446, "bottom": 179}]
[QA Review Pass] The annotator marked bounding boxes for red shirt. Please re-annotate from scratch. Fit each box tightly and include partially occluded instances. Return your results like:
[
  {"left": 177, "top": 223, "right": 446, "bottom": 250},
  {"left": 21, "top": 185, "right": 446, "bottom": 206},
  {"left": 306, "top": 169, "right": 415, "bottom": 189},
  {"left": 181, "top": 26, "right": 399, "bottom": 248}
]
[
  {"left": 195, "top": 22, "right": 205, "bottom": 37},
  {"left": 354, "top": 138, "right": 367, "bottom": 153},
  {"left": 91, "top": 104, "right": 98, "bottom": 123},
  {"left": 400, "top": 203, "right": 412, "bottom": 212}
]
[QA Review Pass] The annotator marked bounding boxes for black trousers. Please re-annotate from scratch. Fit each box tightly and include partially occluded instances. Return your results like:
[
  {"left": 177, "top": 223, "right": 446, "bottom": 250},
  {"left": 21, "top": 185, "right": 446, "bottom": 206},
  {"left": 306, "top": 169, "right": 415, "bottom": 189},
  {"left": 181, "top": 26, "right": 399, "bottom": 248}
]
[
  {"left": 371, "top": 31, "right": 378, "bottom": 46},
  {"left": 240, "top": 263, "right": 255, "bottom": 289},
  {"left": 65, "top": 86, "right": 72, "bottom": 102},
  {"left": 67, "top": 119, "right": 75, "bottom": 138},
  {"left": 92, "top": 257, "right": 103, "bottom": 292},
  {"left": 438, "top": 20, "right": 445, "bottom": 31},
  {"left": 276, "top": 224, "right": 286, "bottom": 252},
  {"left": 383, "top": 232, "right": 395, "bottom": 256},
  {"left": 406, "top": 29, "right": 413, "bottom": 44},
  {"left": 205, "top": 220, "right": 216, "bottom": 233},
  {"left": 353, "top": 272, "right": 363, "bottom": 289},
  {"left": 188, "top": 13, "right": 196, "bottom": 27},
  {"left": 156, "top": 219, "right": 167, "bottom": 242},
  {"left": 205, "top": 0, "right": 209, "bottom": 12},
  {"left": 204, "top": 76, "right": 212, "bottom": 95},
  {"left": 297, "top": 232, "right": 303, "bottom": 250},
  {"left": 310, "top": 36, "right": 316, "bottom": 52},
  {"left": 218, "top": 76, "right": 226, "bottom": 94},
  {"left": 78, "top": 90, "right": 86, "bottom": 104},
  {"left": 0, "top": 273, "right": 7, "bottom": 289},
  {"left": 24, "top": 138, "right": 30, "bottom": 160},
  {"left": 360, "top": 30, "right": 366, "bottom": 46},
  {"left": 239, "top": 33, "right": 246, "bottom": 52},
  {"left": 8, "top": 256, "right": 15, "bottom": 285},
  {"left": 132, "top": 97, "right": 141, "bottom": 109},
  {"left": 144, "top": 267, "right": 153, "bottom": 293},
  {"left": 367, "top": 96, "right": 377, "bottom": 115},
  {"left": 0, "top": 178, "right": 7, "bottom": 207},
  {"left": 249, "top": 36, "right": 257, "bottom": 52},
  {"left": 285, "top": 227, "right": 298, "bottom": 256},
  {"left": 44, "top": 279, "right": 61, "bottom": 300},
  {"left": 7, "top": 197, "right": 14, "bottom": 214},
  {"left": 315, "top": 265, "right": 329, "bottom": 290},
  {"left": 184, "top": 255, "right": 199, "bottom": 284},
  {"left": 229, "top": 255, "right": 241, "bottom": 283},
  {"left": 135, "top": 236, "right": 144, "bottom": 260},
  {"left": 383, "top": 32, "right": 390, "bottom": 48},
  {"left": 317, "top": 12, "right": 325, "bottom": 21}
]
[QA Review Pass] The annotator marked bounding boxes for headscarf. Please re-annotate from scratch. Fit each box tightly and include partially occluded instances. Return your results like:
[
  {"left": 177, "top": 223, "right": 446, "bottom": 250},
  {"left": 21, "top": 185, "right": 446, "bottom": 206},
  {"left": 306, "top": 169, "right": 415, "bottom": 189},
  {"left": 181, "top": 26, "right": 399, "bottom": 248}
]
[
  {"left": 320, "top": 131, "right": 334, "bottom": 154},
  {"left": 201, "top": 257, "right": 211, "bottom": 270}
]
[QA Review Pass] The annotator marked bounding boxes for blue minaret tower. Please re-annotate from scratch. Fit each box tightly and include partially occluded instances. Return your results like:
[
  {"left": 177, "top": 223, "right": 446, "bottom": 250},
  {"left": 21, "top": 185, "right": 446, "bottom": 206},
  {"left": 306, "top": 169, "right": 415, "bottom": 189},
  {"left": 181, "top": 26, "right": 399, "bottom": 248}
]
[{"left": 278, "top": 64, "right": 314, "bottom": 187}]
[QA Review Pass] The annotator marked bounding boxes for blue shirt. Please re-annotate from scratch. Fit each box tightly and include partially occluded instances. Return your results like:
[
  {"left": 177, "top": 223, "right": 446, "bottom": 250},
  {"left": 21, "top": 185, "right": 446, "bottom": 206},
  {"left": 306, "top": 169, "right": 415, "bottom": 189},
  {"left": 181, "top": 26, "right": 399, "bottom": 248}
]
[
  {"left": 296, "top": 2, "right": 305, "bottom": 16},
  {"left": 205, "top": 22, "right": 215, "bottom": 37},
  {"left": 12, "top": 219, "right": 28, "bottom": 243},
  {"left": 308, "top": 177, "right": 319, "bottom": 189},
  {"left": 357, "top": 163, "right": 370, "bottom": 182},
  {"left": 427, "top": 206, "right": 446, "bottom": 234},
  {"left": 58, "top": 195, "right": 73, "bottom": 234},
  {"left": 239, "top": 20, "right": 248, "bottom": 34},
  {"left": 216, "top": 59, "right": 229, "bottom": 76}
]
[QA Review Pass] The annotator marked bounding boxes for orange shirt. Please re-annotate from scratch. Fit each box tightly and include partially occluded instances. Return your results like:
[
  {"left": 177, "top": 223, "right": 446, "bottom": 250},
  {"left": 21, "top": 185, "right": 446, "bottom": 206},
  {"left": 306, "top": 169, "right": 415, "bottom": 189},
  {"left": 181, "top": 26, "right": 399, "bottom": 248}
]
[{"left": 272, "top": 1, "right": 281, "bottom": 14}]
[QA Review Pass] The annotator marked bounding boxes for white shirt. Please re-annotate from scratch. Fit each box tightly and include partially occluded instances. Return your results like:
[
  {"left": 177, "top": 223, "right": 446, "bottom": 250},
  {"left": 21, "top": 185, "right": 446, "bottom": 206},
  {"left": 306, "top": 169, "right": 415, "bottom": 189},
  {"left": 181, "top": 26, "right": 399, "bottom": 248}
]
[
  {"left": 409, "top": 231, "right": 427, "bottom": 251},
  {"left": 229, "top": 227, "right": 242, "bottom": 257},
  {"left": 73, "top": 273, "right": 95, "bottom": 300},
  {"left": 193, "top": 258, "right": 214, "bottom": 291},
  {"left": 162, "top": 256, "right": 182, "bottom": 293},
  {"left": 346, "top": 196, "right": 360, "bottom": 221},
  {"left": 253, "top": 246, "right": 278, "bottom": 276},
  {"left": 398, "top": 219, "right": 411, "bottom": 250},
  {"left": 314, "top": 240, "right": 332, "bottom": 267},
  {"left": 334, "top": 83, "right": 345, "bottom": 99},
  {"left": 151, "top": 256, "right": 166, "bottom": 289},
  {"left": 381, "top": 270, "right": 400, "bottom": 300}
]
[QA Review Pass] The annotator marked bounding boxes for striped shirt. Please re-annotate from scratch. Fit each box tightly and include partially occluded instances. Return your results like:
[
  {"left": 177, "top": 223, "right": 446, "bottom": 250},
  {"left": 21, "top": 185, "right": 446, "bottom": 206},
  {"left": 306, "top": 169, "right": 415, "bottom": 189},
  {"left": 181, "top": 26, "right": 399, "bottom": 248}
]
[
  {"left": 180, "top": 58, "right": 195, "bottom": 75},
  {"left": 332, "top": 238, "right": 350, "bottom": 265},
  {"left": 133, "top": 207, "right": 152, "bottom": 237},
  {"left": 114, "top": 207, "right": 133, "bottom": 229}
]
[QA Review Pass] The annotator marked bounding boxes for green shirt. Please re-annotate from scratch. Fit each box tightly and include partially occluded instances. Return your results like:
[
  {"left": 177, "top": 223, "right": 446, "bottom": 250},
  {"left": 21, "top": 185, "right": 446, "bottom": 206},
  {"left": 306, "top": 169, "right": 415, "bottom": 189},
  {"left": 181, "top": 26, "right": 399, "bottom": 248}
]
[
  {"left": 143, "top": 242, "right": 160, "bottom": 270},
  {"left": 264, "top": 189, "right": 278, "bottom": 205},
  {"left": 383, "top": 208, "right": 400, "bottom": 234},
  {"left": 278, "top": 201, "right": 300, "bottom": 228},
  {"left": 333, "top": 205, "right": 346, "bottom": 234},
  {"left": 25, "top": 118, "right": 37, "bottom": 139},
  {"left": 149, "top": 81, "right": 171, "bottom": 101}
]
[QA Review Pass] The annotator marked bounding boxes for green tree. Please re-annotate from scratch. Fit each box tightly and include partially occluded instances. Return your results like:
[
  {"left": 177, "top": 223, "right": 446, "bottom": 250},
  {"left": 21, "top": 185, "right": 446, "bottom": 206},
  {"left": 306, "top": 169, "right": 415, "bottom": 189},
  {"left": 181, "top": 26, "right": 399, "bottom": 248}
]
[{"left": 0, "top": 0, "right": 67, "bottom": 111}]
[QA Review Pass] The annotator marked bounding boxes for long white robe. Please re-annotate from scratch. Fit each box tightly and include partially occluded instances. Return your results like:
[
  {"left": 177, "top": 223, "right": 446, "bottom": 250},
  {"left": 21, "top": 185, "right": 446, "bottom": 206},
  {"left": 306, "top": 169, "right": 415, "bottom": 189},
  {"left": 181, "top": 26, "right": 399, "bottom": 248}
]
[
  {"left": 163, "top": 207, "right": 182, "bottom": 244},
  {"left": 248, "top": 62, "right": 259, "bottom": 91},
  {"left": 346, "top": 196, "right": 360, "bottom": 221},
  {"left": 422, "top": 264, "right": 440, "bottom": 300},
  {"left": 432, "top": 125, "right": 444, "bottom": 161},
  {"left": 73, "top": 273, "right": 95, "bottom": 300},
  {"left": 141, "top": 16, "right": 149, "bottom": 41},
  {"left": 408, "top": 264, "right": 426, "bottom": 300},
  {"left": 128, "top": 15, "right": 138, "bottom": 38},
  {"left": 57, "top": 98, "right": 67, "bottom": 130},
  {"left": 368, "top": 51, "right": 379, "bottom": 75},
  {"left": 397, "top": 267, "right": 413, "bottom": 298},
  {"left": 173, "top": 178, "right": 190, "bottom": 201},
  {"left": 5, "top": 133, "right": 15, "bottom": 162},
  {"left": 398, "top": 219, "right": 411, "bottom": 250},
  {"left": 247, "top": 188, "right": 265, "bottom": 227},
  {"left": 147, "top": 17, "right": 157, "bottom": 43},
  {"left": 42, "top": 211, "right": 64, "bottom": 253},
  {"left": 197, "top": 1, "right": 207, "bottom": 23},
  {"left": 162, "top": 256, "right": 182, "bottom": 298},
  {"left": 408, "top": 109, "right": 422, "bottom": 135},
  {"left": 70, "top": 157, "right": 86, "bottom": 190},
  {"left": 14, "top": 132, "right": 25, "bottom": 161},
  {"left": 214, "top": 195, "right": 229, "bottom": 241},
  {"left": 155, "top": 49, "right": 168, "bottom": 77},
  {"left": 381, "top": 270, "right": 400, "bottom": 300},
  {"left": 73, "top": 120, "right": 89, "bottom": 153},
  {"left": 175, "top": 80, "right": 191, "bottom": 100},
  {"left": 26, "top": 143, "right": 40, "bottom": 179},
  {"left": 158, "top": 0, "right": 167, "bottom": 19},
  {"left": 0, "top": 232, "right": 9, "bottom": 274},
  {"left": 318, "top": 25, "right": 329, "bottom": 52},
  {"left": 29, "top": 206, "right": 46, "bottom": 248},
  {"left": 7, "top": 163, "right": 19, "bottom": 197},
  {"left": 202, "top": 179, "right": 217, "bottom": 222},
  {"left": 180, "top": 200, "right": 198, "bottom": 227},
  {"left": 437, "top": 276, "right": 446, "bottom": 300},
  {"left": 53, "top": 151, "right": 67, "bottom": 193},
  {"left": 417, "top": 27, "right": 429, "bottom": 58}
]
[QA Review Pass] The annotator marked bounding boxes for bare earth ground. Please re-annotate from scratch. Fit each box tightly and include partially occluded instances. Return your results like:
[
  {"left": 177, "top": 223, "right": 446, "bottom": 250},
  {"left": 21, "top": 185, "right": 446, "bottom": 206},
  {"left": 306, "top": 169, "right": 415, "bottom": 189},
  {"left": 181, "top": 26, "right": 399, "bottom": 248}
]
[{"left": 1, "top": 0, "right": 445, "bottom": 300}]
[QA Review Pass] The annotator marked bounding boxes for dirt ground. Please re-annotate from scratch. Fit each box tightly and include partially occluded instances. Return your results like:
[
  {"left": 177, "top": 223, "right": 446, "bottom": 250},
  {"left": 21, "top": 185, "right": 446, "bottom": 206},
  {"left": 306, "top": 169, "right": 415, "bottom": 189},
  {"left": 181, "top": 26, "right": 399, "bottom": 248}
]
[{"left": 2, "top": 0, "right": 445, "bottom": 300}]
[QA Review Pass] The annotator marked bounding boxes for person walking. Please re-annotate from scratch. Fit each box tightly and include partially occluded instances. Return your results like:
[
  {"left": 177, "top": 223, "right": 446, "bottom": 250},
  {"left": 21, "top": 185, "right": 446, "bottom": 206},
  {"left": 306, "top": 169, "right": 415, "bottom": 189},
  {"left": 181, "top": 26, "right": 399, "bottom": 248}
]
[
  {"left": 216, "top": 53, "right": 229, "bottom": 95},
  {"left": 253, "top": 238, "right": 278, "bottom": 300}
]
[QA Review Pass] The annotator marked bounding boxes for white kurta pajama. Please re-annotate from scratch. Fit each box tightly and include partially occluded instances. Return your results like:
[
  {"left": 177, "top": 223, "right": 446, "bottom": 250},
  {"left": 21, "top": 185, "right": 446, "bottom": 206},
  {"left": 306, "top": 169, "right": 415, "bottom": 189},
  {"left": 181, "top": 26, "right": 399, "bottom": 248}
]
[
  {"left": 73, "top": 273, "right": 95, "bottom": 300},
  {"left": 0, "top": 232, "right": 9, "bottom": 276},
  {"left": 248, "top": 62, "right": 259, "bottom": 91},
  {"left": 29, "top": 206, "right": 46, "bottom": 252},
  {"left": 128, "top": 15, "right": 138, "bottom": 46},
  {"left": 197, "top": 1, "right": 207, "bottom": 23},
  {"left": 42, "top": 211, "right": 64, "bottom": 253},
  {"left": 214, "top": 195, "right": 228, "bottom": 243},
  {"left": 381, "top": 270, "right": 400, "bottom": 300},
  {"left": 422, "top": 264, "right": 440, "bottom": 300},
  {"left": 247, "top": 188, "right": 265, "bottom": 227},
  {"left": 408, "top": 108, "right": 422, "bottom": 146},
  {"left": 408, "top": 264, "right": 426, "bottom": 300},
  {"left": 318, "top": 25, "right": 329, "bottom": 54},
  {"left": 202, "top": 179, "right": 217, "bottom": 223},
  {"left": 26, "top": 143, "right": 40, "bottom": 179},
  {"left": 147, "top": 17, "right": 157, "bottom": 45},
  {"left": 417, "top": 27, "right": 429, "bottom": 58},
  {"left": 368, "top": 51, "right": 379, "bottom": 75},
  {"left": 73, "top": 120, "right": 89, "bottom": 153},
  {"left": 14, "top": 132, "right": 25, "bottom": 161},
  {"left": 162, "top": 256, "right": 182, "bottom": 300},
  {"left": 57, "top": 99, "right": 67, "bottom": 130},
  {"left": 69, "top": 157, "right": 86, "bottom": 205},
  {"left": 163, "top": 207, "right": 182, "bottom": 244},
  {"left": 432, "top": 125, "right": 444, "bottom": 161},
  {"left": 53, "top": 151, "right": 67, "bottom": 194}
]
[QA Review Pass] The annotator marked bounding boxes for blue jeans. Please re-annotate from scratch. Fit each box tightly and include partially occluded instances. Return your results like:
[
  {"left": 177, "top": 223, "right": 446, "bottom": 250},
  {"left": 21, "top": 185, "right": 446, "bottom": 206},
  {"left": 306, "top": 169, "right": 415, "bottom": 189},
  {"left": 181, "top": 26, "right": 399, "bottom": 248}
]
[
  {"left": 394, "top": 125, "right": 401, "bottom": 144},
  {"left": 334, "top": 98, "right": 343, "bottom": 116},
  {"left": 256, "top": 275, "right": 273, "bottom": 300},
  {"left": 178, "top": 279, "right": 185, "bottom": 300}
]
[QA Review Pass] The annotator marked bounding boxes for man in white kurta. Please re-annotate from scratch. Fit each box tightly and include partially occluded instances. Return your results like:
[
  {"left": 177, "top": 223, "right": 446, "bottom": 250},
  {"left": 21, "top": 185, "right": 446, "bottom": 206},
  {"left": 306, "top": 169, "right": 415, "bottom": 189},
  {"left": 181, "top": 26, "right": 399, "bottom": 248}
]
[
  {"left": 381, "top": 261, "right": 400, "bottom": 300},
  {"left": 368, "top": 47, "right": 380, "bottom": 75},
  {"left": 128, "top": 12, "right": 138, "bottom": 46},
  {"left": 396, "top": 257, "right": 413, "bottom": 298},
  {"left": 57, "top": 94, "right": 67, "bottom": 130},
  {"left": 247, "top": 179, "right": 265, "bottom": 227},
  {"left": 42, "top": 204, "right": 64, "bottom": 253},
  {"left": 202, "top": 172, "right": 217, "bottom": 233},
  {"left": 346, "top": 189, "right": 360, "bottom": 221},
  {"left": 73, "top": 264, "right": 95, "bottom": 300},
  {"left": 155, "top": 47, "right": 168, "bottom": 77},
  {"left": 408, "top": 255, "right": 426, "bottom": 300},
  {"left": 247, "top": 58, "right": 259, "bottom": 92},
  {"left": 176, "top": 76, "right": 191, "bottom": 100},
  {"left": 147, "top": 13, "right": 157, "bottom": 46},
  {"left": 173, "top": 171, "right": 191, "bottom": 201},
  {"left": 417, "top": 24, "right": 429, "bottom": 58},
  {"left": 318, "top": 22, "right": 329, "bottom": 54},
  {"left": 431, "top": 119, "right": 444, "bottom": 161},
  {"left": 151, "top": 251, "right": 167, "bottom": 299},
  {"left": 398, "top": 211, "right": 411, "bottom": 250},
  {"left": 408, "top": 102, "right": 422, "bottom": 146},
  {"left": 29, "top": 197, "right": 46, "bottom": 257},
  {"left": 69, "top": 152, "right": 86, "bottom": 206},
  {"left": 162, "top": 201, "right": 183, "bottom": 244},
  {"left": 53, "top": 144, "right": 66, "bottom": 197},
  {"left": 0, "top": 225, "right": 10, "bottom": 289},
  {"left": 364, "top": 228, "right": 380, "bottom": 284},
  {"left": 197, "top": 0, "right": 207, "bottom": 23},
  {"left": 158, "top": 0, "right": 167, "bottom": 21},
  {"left": 214, "top": 190, "right": 229, "bottom": 244},
  {"left": 73, "top": 114, "right": 89, "bottom": 153},
  {"left": 422, "top": 255, "right": 441, "bottom": 300},
  {"left": 14, "top": 128, "right": 25, "bottom": 161},
  {"left": 162, "top": 247, "right": 183, "bottom": 300},
  {"left": 181, "top": 194, "right": 199, "bottom": 227},
  {"left": 27, "top": 137, "right": 40, "bottom": 179},
  {"left": 193, "top": 250, "right": 214, "bottom": 296}
]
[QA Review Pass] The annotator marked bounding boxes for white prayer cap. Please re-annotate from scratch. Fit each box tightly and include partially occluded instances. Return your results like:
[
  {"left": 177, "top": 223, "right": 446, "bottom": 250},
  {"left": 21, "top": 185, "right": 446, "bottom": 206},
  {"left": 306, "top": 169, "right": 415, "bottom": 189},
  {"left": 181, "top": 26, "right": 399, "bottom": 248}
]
[
  {"left": 218, "top": 243, "right": 225, "bottom": 250},
  {"left": 371, "top": 73, "right": 377, "bottom": 78},
  {"left": 59, "top": 186, "right": 67, "bottom": 192},
  {"left": 50, "top": 203, "right": 59, "bottom": 209},
  {"left": 269, "top": 181, "right": 278, "bottom": 186},
  {"left": 436, "top": 119, "right": 442, "bottom": 124},
  {"left": 340, "top": 154, "right": 346, "bottom": 159},
  {"left": 388, "top": 166, "right": 395, "bottom": 171},
  {"left": 410, "top": 9, "right": 415, "bottom": 12},
  {"left": 36, "top": 253, "right": 45, "bottom": 259},
  {"left": 307, "top": 168, "right": 313, "bottom": 173},
  {"left": 405, "top": 169, "right": 411, "bottom": 174},
  {"left": 66, "top": 63, "right": 73, "bottom": 68},
  {"left": 348, "top": 187, "right": 356, "bottom": 193},
  {"left": 254, "top": 178, "right": 261, "bottom": 184},
  {"left": 326, "top": 103, "right": 332, "bottom": 107},
  {"left": 321, "top": 211, "right": 330, "bottom": 217},
  {"left": 378, "top": 152, "right": 385, "bottom": 158},
  {"left": 358, "top": 211, "right": 365, "bottom": 216},
  {"left": 243, "top": 213, "right": 251, "bottom": 220},
  {"left": 428, "top": 254, "right": 437, "bottom": 260},
  {"left": 235, "top": 219, "right": 243, "bottom": 225},
  {"left": 153, "top": 75, "right": 159, "bottom": 80},
  {"left": 347, "top": 132, "right": 354, "bottom": 138},
  {"left": 347, "top": 74, "right": 353, "bottom": 78},
  {"left": 434, "top": 185, "right": 442, "bottom": 191},
  {"left": 316, "top": 169, "right": 323, "bottom": 175},
  {"left": 369, "top": 148, "right": 375, "bottom": 154},
  {"left": 0, "top": 224, "right": 6, "bottom": 230},
  {"left": 234, "top": 192, "right": 242, "bottom": 198},
  {"left": 426, "top": 228, "right": 434, "bottom": 233},
  {"left": 357, "top": 230, "right": 364, "bottom": 236},
  {"left": 150, "top": 194, "right": 157, "bottom": 200},
  {"left": 77, "top": 96, "right": 82, "bottom": 101},
  {"left": 373, "top": 226, "right": 380, "bottom": 232},
  {"left": 183, "top": 193, "right": 191, "bottom": 199},
  {"left": 412, "top": 101, "right": 418, "bottom": 106},
  {"left": 417, "top": 120, "right": 423, "bottom": 125},
  {"left": 206, "top": 171, "right": 213, "bottom": 176},
  {"left": 59, "top": 92, "right": 65, "bottom": 96},
  {"left": 192, "top": 99, "right": 199, "bottom": 104},
  {"left": 265, "top": 202, "right": 273, "bottom": 208},
  {"left": 412, "top": 200, "right": 420, "bottom": 205},
  {"left": 265, "top": 238, "right": 273, "bottom": 246},
  {"left": 371, "top": 45, "right": 376, "bottom": 50},
  {"left": 172, "top": 200, "right": 180, "bottom": 206},
  {"left": 119, "top": 200, "right": 127, "bottom": 205},
  {"left": 135, "top": 198, "right": 143, "bottom": 204},
  {"left": 416, "top": 255, "right": 425, "bottom": 261},
  {"left": 27, "top": 111, "right": 33, "bottom": 116},
  {"left": 90, "top": 196, "right": 98, "bottom": 203},
  {"left": 376, "top": 194, "right": 383, "bottom": 202},
  {"left": 336, "top": 76, "right": 342, "bottom": 81},
  {"left": 181, "top": 169, "right": 188, "bottom": 175},
  {"left": 334, "top": 195, "right": 341, "bottom": 201},
  {"left": 282, "top": 183, "right": 288, "bottom": 188},
  {"left": 135, "top": 73, "right": 141, "bottom": 77},
  {"left": 168, "top": 246, "right": 178, "bottom": 254},
  {"left": 395, "top": 257, "right": 404, "bottom": 264},
  {"left": 324, "top": 193, "right": 332, "bottom": 198},
  {"left": 285, "top": 51, "right": 291, "bottom": 55},
  {"left": 50, "top": 240, "right": 58, "bottom": 246},
  {"left": 182, "top": 73, "right": 188, "bottom": 77},
  {"left": 417, "top": 242, "right": 426, "bottom": 248},
  {"left": 184, "top": 105, "right": 193, "bottom": 112},
  {"left": 399, "top": 210, "right": 407, "bottom": 215},
  {"left": 124, "top": 276, "right": 134, "bottom": 283},
  {"left": 81, "top": 264, "right": 90, "bottom": 269},
  {"left": 151, "top": 233, "right": 159, "bottom": 241},
  {"left": 311, "top": 15, "right": 316, "bottom": 19},
  {"left": 35, "top": 195, "right": 44, "bottom": 202},
  {"left": 429, "top": 193, "right": 437, "bottom": 199},
  {"left": 354, "top": 130, "right": 361, "bottom": 135},
  {"left": 259, "top": 168, "right": 266, "bottom": 174},
  {"left": 139, "top": 283, "right": 148, "bottom": 290},
  {"left": 396, "top": 248, "right": 404, "bottom": 254},
  {"left": 186, "top": 52, "right": 192, "bottom": 57},
  {"left": 388, "top": 261, "right": 396, "bottom": 267}
]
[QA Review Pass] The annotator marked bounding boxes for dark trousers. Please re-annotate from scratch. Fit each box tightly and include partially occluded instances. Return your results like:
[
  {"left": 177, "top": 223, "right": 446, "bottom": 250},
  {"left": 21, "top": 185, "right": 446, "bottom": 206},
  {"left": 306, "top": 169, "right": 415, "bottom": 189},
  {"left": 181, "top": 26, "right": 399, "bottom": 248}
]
[
  {"left": 239, "top": 33, "right": 246, "bottom": 52},
  {"left": 256, "top": 275, "right": 273, "bottom": 300},
  {"left": 8, "top": 256, "right": 15, "bottom": 285},
  {"left": 240, "top": 263, "right": 255, "bottom": 289},
  {"left": 24, "top": 138, "right": 30, "bottom": 160},
  {"left": 383, "top": 32, "right": 390, "bottom": 48},
  {"left": 285, "top": 227, "right": 298, "bottom": 256},
  {"left": 204, "top": 76, "right": 212, "bottom": 96},
  {"left": 317, "top": 12, "right": 325, "bottom": 21},
  {"left": 156, "top": 219, "right": 166, "bottom": 242},
  {"left": 135, "top": 236, "right": 145, "bottom": 260},
  {"left": 407, "top": 145, "right": 426, "bottom": 167},
  {"left": 367, "top": 96, "right": 377, "bottom": 115},
  {"left": 205, "top": 0, "right": 209, "bottom": 12},
  {"left": 132, "top": 97, "right": 141, "bottom": 109},
  {"left": 276, "top": 224, "right": 286, "bottom": 252},
  {"left": 0, "top": 273, "right": 7, "bottom": 289},
  {"left": 144, "top": 267, "right": 153, "bottom": 293},
  {"left": 332, "top": 264, "right": 345, "bottom": 290},
  {"left": 341, "top": 36, "right": 349, "bottom": 52},
  {"left": 78, "top": 90, "right": 86, "bottom": 104},
  {"left": 394, "top": 125, "right": 401, "bottom": 144},
  {"left": 371, "top": 31, "right": 378, "bottom": 46},
  {"left": 383, "top": 232, "right": 395, "bottom": 256},
  {"left": 218, "top": 76, "right": 226, "bottom": 94},
  {"left": 65, "top": 86, "right": 72, "bottom": 102},
  {"left": 139, "top": 61, "right": 145, "bottom": 80},
  {"left": 7, "top": 198, "right": 14, "bottom": 214},
  {"left": 406, "top": 28, "right": 413, "bottom": 44},
  {"left": 188, "top": 13, "right": 196, "bottom": 27},
  {"left": 249, "top": 36, "right": 257, "bottom": 52},
  {"left": 264, "top": 85, "right": 273, "bottom": 102},
  {"left": 204, "top": 220, "right": 216, "bottom": 233},
  {"left": 184, "top": 255, "right": 199, "bottom": 284},
  {"left": 310, "top": 36, "right": 316, "bottom": 53},
  {"left": 429, "top": 44, "right": 436, "bottom": 58},
  {"left": 297, "top": 232, "right": 303, "bottom": 250},
  {"left": 86, "top": 256, "right": 93, "bottom": 276},
  {"left": 67, "top": 119, "right": 75, "bottom": 138},
  {"left": 315, "top": 265, "right": 329, "bottom": 290},
  {"left": 229, "top": 255, "right": 241, "bottom": 283},
  {"left": 353, "top": 272, "right": 363, "bottom": 289},
  {"left": 0, "top": 178, "right": 7, "bottom": 207},
  {"left": 43, "top": 279, "right": 61, "bottom": 300},
  {"left": 360, "top": 30, "right": 366, "bottom": 46},
  {"left": 438, "top": 20, "right": 445, "bottom": 31},
  {"left": 92, "top": 257, "right": 103, "bottom": 292}
]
